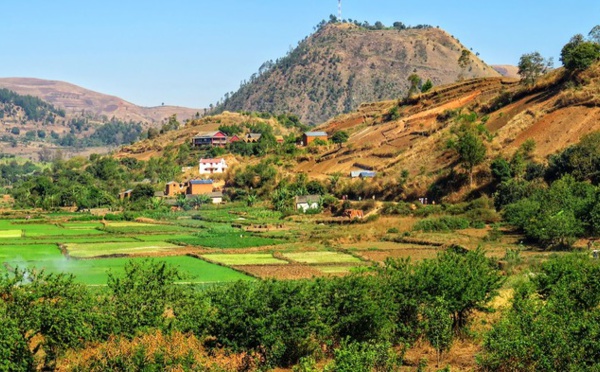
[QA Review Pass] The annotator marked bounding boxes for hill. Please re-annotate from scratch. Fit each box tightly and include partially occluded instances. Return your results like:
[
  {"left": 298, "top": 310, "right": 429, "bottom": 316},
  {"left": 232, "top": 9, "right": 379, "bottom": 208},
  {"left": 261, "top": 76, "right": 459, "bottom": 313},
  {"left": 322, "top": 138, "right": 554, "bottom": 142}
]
[
  {"left": 216, "top": 22, "right": 500, "bottom": 125},
  {"left": 0, "top": 77, "right": 203, "bottom": 125},
  {"left": 121, "top": 61, "right": 600, "bottom": 201}
]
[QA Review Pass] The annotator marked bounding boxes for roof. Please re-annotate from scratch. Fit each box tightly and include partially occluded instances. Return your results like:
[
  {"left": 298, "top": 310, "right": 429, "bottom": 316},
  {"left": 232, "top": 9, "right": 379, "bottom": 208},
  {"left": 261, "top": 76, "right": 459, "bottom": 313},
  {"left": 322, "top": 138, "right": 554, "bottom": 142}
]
[
  {"left": 166, "top": 181, "right": 179, "bottom": 185},
  {"left": 295, "top": 195, "right": 321, "bottom": 204},
  {"left": 208, "top": 191, "right": 223, "bottom": 198},
  {"left": 120, "top": 189, "right": 133, "bottom": 194},
  {"left": 247, "top": 133, "right": 262, "bottom": 139},
  {"left": 304, "top": 131, "right": 328, "bottom": 137},
  {"left": 154, "top": 191, "right": 165, "bottom": 197},
  {"left": 189, "top": 179, "right": 213, "bottom": 185},
  {"left": 193, "top": 131, "right": 225, "bottom": 138},
  {"left": 199, "top": 158, "right": 225, "bottom": 164}
]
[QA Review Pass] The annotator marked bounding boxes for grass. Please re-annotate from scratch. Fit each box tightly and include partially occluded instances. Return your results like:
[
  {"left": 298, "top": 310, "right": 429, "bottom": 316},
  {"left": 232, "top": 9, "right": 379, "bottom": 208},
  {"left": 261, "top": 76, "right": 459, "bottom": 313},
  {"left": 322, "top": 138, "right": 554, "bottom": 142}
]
[
  {"left": 65, "top": 241, "right": 182, "bottom": 258},
  {"left": 135, "top": 234, "right": 197, "bottom": 242},
  {"left": 173, "top": 233, "right": 283, "bottom": 249},
  {"left": 18, "top": 224, "right": 106, "bottom": 237},
  {"left": 202, "top": 253, "right": 288, "bottom": 266},
  {"left": 0, "top": 230, "right": 22, "bottom": 238},
  {"left": 317, "top": 266, "right": 356, "bottom": 274},
  {"left": 281, "top": 251, "right": 362, "bottom": 264}
]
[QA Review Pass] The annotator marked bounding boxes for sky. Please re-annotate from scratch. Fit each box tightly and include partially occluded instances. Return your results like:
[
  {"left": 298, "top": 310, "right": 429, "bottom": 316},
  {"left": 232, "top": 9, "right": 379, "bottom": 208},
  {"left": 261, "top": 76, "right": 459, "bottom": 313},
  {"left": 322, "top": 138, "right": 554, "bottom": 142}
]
[{"left": 1, "top": 1, "right": 599, "bottom": 109}]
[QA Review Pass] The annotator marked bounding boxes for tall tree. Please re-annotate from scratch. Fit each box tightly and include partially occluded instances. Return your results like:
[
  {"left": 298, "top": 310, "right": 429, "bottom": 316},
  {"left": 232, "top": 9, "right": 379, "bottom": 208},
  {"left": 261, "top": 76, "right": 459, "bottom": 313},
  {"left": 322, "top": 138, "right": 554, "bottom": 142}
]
[{"left": 518, "top": 52, "right": 553, "bottom": 85}]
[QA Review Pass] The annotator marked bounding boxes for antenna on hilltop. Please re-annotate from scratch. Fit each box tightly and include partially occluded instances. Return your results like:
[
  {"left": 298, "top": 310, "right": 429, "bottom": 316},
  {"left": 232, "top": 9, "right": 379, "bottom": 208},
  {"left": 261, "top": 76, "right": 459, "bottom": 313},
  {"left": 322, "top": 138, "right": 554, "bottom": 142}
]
[{"left": 338, "top": 0, "right": 342, "bottom": 21}]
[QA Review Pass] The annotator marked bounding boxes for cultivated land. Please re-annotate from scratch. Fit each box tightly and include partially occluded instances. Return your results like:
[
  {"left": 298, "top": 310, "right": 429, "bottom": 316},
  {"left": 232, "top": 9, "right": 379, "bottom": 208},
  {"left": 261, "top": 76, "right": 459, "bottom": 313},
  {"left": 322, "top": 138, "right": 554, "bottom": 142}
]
[{"left": 0, "top": 201, "right": 558, "bottom": 286}]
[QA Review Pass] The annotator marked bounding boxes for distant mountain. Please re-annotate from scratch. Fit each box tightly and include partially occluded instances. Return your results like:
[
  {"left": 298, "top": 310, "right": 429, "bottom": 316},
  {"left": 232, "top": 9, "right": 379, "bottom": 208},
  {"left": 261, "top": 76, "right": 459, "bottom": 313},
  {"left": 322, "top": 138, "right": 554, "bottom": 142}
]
[
  {"left": 216, "top": 22, "right": 500, "bottom": 125},
  {"left": 492, "top": 65, "right": 520, "bottom": 79},
  {"left": 0, "top": 77, "right": 203, "bottom": 125}
]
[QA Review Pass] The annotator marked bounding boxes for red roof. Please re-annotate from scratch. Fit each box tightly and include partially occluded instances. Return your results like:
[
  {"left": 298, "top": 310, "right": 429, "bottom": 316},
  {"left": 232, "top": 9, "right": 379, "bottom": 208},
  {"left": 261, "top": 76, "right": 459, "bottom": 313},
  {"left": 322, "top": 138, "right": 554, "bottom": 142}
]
[{"left": 199, "top": 158, "right": 225, "bottom": 164}]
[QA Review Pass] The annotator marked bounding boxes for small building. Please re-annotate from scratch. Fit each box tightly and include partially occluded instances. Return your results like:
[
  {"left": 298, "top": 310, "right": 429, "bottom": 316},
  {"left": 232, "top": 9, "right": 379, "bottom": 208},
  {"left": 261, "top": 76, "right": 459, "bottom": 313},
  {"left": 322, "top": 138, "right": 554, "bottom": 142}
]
[
  {"left": 295, "top": 195, "right": 321, "bottom": 212},
  {"left": 186, "top": 179, "right": 214, "bottom": 195},
  {"left": 302, "top": 131, "right": 328, "bottom": 146},
  {"left": 229, "top": 135, "right": 243, "bottom": 143},
  {"left": 245, "top": 133, "right": 262, "bottom": 143},
  {"left": 350, "top": 170, "right": 377, "bottom": 178},
  {"left": 275, "top": 135, "right": 284, "bottom": 144},
  {"left": 165, "top": 181, "right": 183, "bottom": 197},
  {"left": 199, "top": 158, "right": 228, "bottom": 175},
  {"left": 344, "top": 209, "right": 364, "bottom": 219},
  {"left": 191, "top": 131, "right": 228, "bottom": 147},
  {"left": 208, "top": 191, "right": 224, "bottom": 204},
  {"left": 119, "top": 189, "right": 133, "bottom": 200}
]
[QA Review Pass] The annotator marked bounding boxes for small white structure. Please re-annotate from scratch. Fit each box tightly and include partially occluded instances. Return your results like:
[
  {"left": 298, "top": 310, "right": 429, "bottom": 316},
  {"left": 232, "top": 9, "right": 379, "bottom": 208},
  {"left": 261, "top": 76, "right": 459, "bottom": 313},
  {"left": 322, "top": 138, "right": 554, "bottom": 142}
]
[
  {"left": 295, "top": 195, "right": 321, "bottom": 212},
  {"left": 199, "top": 158, "right": 227, "bottom": 175},
  {"left": 208, "top": 191, "right": 223, "bottom": 204}
]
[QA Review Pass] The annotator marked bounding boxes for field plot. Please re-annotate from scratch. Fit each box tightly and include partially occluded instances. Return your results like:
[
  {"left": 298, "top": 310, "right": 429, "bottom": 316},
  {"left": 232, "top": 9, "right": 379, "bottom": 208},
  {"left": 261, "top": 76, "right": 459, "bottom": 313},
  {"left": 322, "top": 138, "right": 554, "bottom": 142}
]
[
  {"left": 0, "top": 230, "right": 22, "bottom": 238},
  {"left": 135, "top": 234, "right": 196, "bottom": 242},
  {"left": 174, "top": 233, "right": 284, "bottom": 249},
  {"left": 62, "top": 222, "right": 104, "bottom": 230},
  {"left": 202, "top": 253, "right": 288, "bottom": 266},
  {"left": 65, "top": 241, "right": 182, "bottom": 258},
  {"left": 0, "top": 243, "right": 62, "bottom": 262},
  {"left": 281, "top": 251, "right": 362, "bottom": 264},
  {"left": 19, "top": 224, "right": 106, "bottom": 237},
  {"left": 102, "top": 222, "right": 193, "bottom": 234},
  {"left": 316, "top": 266, "right": 356, "bottom": 274},
  {"left": 238, "top": 264, "right": 323, "bottom": 279},
  {"left": 15, "top": 256, "right": 252, "bottom": 285}
]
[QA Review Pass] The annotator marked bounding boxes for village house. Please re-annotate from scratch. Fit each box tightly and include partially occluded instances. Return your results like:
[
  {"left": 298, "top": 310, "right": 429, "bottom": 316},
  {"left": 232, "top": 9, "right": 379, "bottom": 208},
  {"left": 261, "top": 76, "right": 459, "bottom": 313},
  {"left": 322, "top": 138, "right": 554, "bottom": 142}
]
[
  {"left": 165, "top": 181, "right": 183, "bottom": 197},
  {"left": 295, "top": 195, "right": 321, "bottom": 212},
  {"left": 199, "top": 158, "right": 227, "bottom": 175},
  {"left": 208, "top": 191, "right": 223, "bottom": 204},
  {"left": 302, "top": 131, "right": 328, "bottom": 146},
  {"left": 245, "top": 133, "right": 262, "bottom": 143},
  {"left": 185, "top": 179, "right": 214, "bottom": 195},
  {"left": 191, "top": 131, "right": 228, "bottom": 147},
  {"left": 229, "top": 135, "right": 242, "bottom": 143},
  {"left": 351, "top": 170, "right": 377, "bottom": 178},
  {"left": 118, "top": 189, "right": 133, "bottom": 200}
]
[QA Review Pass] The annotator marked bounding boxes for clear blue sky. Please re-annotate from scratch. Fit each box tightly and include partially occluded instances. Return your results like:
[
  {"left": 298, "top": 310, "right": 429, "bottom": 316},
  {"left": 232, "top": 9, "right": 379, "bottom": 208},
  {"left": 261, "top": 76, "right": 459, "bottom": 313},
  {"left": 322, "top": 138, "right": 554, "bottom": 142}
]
[{"left": 1, "top": 1, "right": 598, "bottom": 109}]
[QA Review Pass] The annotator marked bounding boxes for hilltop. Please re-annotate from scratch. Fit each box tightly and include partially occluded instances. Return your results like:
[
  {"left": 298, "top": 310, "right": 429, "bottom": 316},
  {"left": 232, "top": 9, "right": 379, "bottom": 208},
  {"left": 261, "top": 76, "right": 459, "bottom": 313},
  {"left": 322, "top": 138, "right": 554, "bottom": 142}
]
[
  {"left": 0, "top": 78, "right": 203, "bottom": 124},
  {"left": 216, "top": 22, "right": 500, "bottom": 125}
]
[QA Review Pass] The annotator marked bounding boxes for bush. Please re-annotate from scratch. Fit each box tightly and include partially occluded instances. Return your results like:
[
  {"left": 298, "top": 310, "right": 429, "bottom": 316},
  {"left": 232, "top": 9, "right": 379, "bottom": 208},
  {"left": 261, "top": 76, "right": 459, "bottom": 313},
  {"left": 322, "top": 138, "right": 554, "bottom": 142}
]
[
  {"left": 325, "top": 340, "right": 402, "bottom": 372},
  {"left": 413, "top": 216, "right": 471, "bottom": 232}
]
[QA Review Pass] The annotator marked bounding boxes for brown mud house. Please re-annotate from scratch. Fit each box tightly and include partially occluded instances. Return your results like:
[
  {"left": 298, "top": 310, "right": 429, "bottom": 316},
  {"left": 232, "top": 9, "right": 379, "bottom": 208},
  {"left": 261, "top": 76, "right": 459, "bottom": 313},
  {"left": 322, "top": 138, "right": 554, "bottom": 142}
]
[
  {"left": 164, "top": 179, "right": 214, "bottom": 196},
  {"left": 191, "top": 131, "right": 228, "bottom": 147},
  {"left": 302, "top": 131, "right": 328, "bottom": 146}
]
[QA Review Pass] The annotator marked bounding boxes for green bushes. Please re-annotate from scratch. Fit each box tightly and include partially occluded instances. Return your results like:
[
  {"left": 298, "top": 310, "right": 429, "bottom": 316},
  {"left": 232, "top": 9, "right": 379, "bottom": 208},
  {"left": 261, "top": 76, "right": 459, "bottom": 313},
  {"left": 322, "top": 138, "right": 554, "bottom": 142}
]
[
  {"left": 480, "top": 254, "right": 600, "bottom": 371},
  {"left": 413, "top": 216, "right": 471, "bottom": 232}
]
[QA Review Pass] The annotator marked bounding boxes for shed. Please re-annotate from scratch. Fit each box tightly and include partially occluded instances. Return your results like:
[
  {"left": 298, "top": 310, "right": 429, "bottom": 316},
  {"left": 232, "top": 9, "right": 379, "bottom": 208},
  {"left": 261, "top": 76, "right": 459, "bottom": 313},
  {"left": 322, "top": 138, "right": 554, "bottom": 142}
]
[{"left": 295, "top": 195, "right": 321, "bottom": 212}]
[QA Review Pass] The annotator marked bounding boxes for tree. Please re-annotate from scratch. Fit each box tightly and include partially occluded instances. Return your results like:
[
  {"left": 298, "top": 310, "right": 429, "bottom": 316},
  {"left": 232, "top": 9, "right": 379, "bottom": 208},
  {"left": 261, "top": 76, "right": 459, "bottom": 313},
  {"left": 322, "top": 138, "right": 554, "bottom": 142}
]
[
  {"left": 458, "top": 49, "right": 471, "bottom": 69},
  {"left": 518, "top": 52, "right": 553, "bottom": 85},
  {"left": 331, "top": 131, "right": 349, "bottom": 146},
  {"left": 588, "top": 25, "right": 600, "bottom": 44},
  {"left": 131, "top": 184, "right": 155, "bottom": 201},
  {"left": 449, "top": 123, "right": 487, "bottom": 187},
  {"left": 421, "top": 79, "right": 433, "bottom": 93},
  {"left": 561, "top": 34, "right": 600, "bottom": 71},
  {"left": 423, "top": 298, "right": 453, "bottom": 367},
  {"left": 407, "top": 74, "right": 422, "bottom": 97}
]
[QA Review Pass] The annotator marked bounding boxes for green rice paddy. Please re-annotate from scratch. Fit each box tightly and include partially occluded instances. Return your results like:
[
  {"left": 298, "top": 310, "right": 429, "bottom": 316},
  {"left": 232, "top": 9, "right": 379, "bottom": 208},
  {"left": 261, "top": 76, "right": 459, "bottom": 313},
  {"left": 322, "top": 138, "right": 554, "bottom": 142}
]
[{"left": 0, "top": 230, "right": 22, "bottom": 238}]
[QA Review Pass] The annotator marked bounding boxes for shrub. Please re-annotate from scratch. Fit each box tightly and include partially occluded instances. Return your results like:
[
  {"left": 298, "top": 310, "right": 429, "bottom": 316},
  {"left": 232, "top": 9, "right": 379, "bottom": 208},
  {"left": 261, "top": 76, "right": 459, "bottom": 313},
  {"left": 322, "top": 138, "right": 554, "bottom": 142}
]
[{"left": 325, "top": 340, "right": 402, "bottom": 372}]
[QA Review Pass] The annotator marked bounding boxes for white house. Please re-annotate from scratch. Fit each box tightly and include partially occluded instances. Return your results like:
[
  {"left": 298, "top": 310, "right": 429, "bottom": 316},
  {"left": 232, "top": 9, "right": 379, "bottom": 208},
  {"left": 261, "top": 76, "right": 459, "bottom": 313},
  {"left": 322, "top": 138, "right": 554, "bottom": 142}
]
[
  {"left": 294, "top": 195, "right": 321, "bottom": 212},
  {"left": 199, "top": 158, "right": 227, "bottom": 175}
]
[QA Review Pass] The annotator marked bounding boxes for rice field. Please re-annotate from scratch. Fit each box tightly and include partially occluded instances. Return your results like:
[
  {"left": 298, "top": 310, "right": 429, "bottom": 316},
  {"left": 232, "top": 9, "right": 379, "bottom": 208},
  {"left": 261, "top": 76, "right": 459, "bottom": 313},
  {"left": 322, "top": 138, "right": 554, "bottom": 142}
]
[
  {"left": 0, "top": 230, "right": 22, "bottom": 238},
  {"left": 65, "top": 241, "right": 184, "bottom": 258},
  {"left": 0, "top": 243, "right": 63, "bottom": 263},
  {"left": 202, "top": 253, "right": 288, "bottom": 266},
  {"left": 281, "top": 251, "right": 362, "bottom": 264},
  {"left": 173, "top": 233, "right": 284, "bottom": 249}
]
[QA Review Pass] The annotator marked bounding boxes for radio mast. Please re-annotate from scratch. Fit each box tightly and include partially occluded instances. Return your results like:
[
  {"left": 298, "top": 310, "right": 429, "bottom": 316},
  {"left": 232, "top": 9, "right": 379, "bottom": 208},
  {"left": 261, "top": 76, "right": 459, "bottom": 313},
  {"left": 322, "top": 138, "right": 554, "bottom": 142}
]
[{"left": 338, "top": 0, "right": 342, "bottom": 21}]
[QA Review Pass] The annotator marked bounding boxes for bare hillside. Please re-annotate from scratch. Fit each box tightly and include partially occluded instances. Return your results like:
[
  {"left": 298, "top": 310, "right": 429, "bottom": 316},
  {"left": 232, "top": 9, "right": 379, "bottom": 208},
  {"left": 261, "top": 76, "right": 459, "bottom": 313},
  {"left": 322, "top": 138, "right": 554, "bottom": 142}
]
[
  {"left": 0, "top": 77, "right": 203, "bottom": 124},
  {"left": 217, "top": 23, "right": 500, "bottom": 125}
]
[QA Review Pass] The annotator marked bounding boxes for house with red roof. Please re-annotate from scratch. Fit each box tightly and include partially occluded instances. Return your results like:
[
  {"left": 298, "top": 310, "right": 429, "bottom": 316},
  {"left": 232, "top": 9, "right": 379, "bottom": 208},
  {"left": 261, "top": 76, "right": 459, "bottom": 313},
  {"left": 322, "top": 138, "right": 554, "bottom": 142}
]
[{"left": 199, "top": 158, "right": 228, "bottom": 175}]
